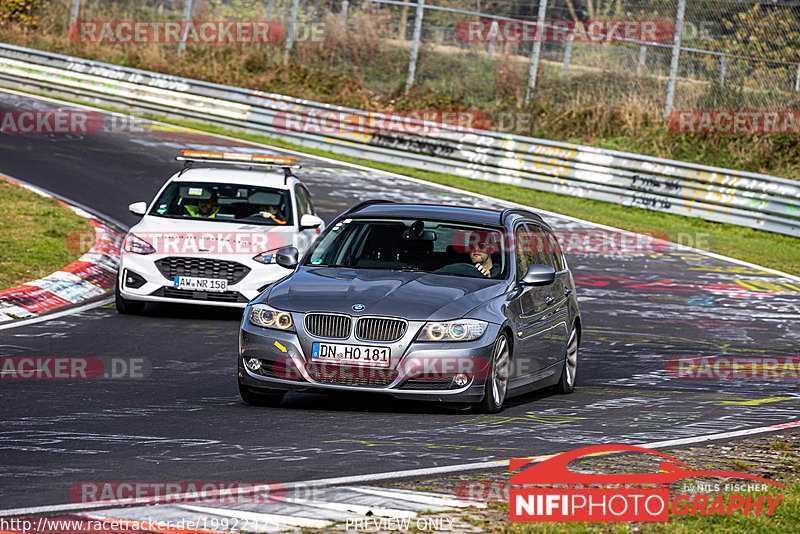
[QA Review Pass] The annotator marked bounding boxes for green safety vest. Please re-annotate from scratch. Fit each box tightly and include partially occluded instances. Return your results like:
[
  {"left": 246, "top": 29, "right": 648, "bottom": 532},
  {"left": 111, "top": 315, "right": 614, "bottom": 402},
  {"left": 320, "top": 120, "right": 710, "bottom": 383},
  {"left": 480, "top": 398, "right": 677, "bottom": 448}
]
[{"left": 184, "top": 205, "right": 220, "bottom": 218}]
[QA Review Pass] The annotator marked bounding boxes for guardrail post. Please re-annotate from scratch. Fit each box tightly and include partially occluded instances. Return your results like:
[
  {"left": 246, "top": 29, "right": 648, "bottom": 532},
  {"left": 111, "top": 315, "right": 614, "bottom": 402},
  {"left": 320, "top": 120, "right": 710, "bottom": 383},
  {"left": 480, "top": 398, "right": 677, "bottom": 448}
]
[
  {"left": 69, "top": 0, "right": 80, "bottom": 27},
  {"left": 178, "top": 0, "right": 194, "bottom": 54},
  {"left": 340, "top": 1, "right": 349, "bottom": 29},
  {"left": 525, "top": 0, "right": 548, "bottom": 104},
  {"left": 404, "top": 0, "right": 425, "bottom": 94},
  {"left": 267, "top": 0, "right": 273, "bottom": 19},
  {"left": 637, "top": 45, "right": 646, "bottom": 76},
  {"left": 284, "top": 0, "right": 299, "bottom": 65},
  {"left": 719, "top": 57, "right": 727, "bottom": 87},
  {"left": 795, "top": 64, "right": 800, "bottom": 92},
  {"left": 664, "top": 0, "right": 686, "bottom": 118},
  {"left": 562, "top": 30, "right": 574, "bottom": 73}
]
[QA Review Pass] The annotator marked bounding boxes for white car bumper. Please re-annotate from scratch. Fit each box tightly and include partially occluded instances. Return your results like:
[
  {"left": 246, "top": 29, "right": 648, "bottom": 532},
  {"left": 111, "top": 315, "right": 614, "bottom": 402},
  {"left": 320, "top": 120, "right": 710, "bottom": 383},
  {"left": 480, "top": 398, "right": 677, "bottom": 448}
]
[{"left": 118, "top": 252, "right": 289, "bottom": 308}]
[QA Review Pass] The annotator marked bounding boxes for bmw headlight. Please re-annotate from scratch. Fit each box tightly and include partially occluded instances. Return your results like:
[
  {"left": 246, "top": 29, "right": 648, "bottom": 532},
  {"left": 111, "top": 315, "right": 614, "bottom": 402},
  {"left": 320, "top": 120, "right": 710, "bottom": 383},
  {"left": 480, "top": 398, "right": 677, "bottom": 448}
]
[
  {"left": 248, "top": 304, "right": 295, "bottom": 331},
  {"left": 416, "top": 320, "right": 487, "bottom": 342}
]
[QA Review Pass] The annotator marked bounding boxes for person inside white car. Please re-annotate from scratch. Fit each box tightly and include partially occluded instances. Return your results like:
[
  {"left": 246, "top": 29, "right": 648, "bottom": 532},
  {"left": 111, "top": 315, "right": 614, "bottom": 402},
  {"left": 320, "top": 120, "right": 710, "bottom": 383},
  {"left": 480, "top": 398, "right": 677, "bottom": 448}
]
[{"left": 183, "top": 190, "right": 220, "bottom": 218}]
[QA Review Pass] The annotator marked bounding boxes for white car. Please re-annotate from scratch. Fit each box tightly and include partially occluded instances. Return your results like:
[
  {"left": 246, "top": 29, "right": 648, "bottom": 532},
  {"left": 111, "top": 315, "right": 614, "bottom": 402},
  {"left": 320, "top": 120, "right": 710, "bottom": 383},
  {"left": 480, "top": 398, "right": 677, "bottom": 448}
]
[{"left": 116, "top": 150, "right": 324, "bottom": 313}]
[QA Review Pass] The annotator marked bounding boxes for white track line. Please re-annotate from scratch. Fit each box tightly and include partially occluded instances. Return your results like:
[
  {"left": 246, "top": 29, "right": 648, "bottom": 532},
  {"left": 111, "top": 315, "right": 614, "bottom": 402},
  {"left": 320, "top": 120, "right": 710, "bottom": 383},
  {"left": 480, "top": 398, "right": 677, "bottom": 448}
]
[
  {"left": 2, "top": 420, "right": 798, "bottom": 517},
  {"left": 347, "top": 487, "right": 481, "bottom": 509},
  {"left": 177, "top": 504, "right": 330, "bottom": 529},
  {"left": 281, "top": 497, "right": 417, "bottom": 519},
  {"left": 0, "top": 297, "right": 113, "bottom": 331},
  {"left": 1, "top": 86, "right": 797, "bottom": 283}
]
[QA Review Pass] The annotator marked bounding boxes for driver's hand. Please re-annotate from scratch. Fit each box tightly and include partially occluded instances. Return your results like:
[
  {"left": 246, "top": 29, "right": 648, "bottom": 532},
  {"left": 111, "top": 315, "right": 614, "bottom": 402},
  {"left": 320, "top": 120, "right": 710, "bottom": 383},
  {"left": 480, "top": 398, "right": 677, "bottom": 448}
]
[{"left": 475, "top": 263, "right": 491, "bottom": 277}]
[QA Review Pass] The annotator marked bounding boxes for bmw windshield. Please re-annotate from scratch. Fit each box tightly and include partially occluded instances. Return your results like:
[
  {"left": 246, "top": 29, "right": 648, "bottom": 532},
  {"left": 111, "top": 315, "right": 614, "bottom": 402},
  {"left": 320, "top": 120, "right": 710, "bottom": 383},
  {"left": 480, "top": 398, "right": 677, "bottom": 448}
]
[{"left": 304, "top": 218, "right": 508, "bottom": 279}]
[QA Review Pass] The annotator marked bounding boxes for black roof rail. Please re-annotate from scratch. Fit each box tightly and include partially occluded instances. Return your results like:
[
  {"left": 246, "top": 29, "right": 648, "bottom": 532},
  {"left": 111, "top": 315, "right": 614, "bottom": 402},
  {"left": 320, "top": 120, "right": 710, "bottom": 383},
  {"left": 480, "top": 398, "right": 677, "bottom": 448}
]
[
  {"left": 500, "top": 207, "right": 544, "bottom": 224},
  {"left": 343, "top": 199, "right": 395, "bottom": 216}
]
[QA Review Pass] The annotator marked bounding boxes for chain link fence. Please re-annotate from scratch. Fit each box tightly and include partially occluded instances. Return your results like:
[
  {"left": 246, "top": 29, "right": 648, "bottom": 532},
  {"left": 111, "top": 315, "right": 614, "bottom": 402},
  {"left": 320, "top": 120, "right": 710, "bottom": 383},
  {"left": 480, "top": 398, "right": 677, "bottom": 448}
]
[{"left": 47, "top": 0, "right": 800, "bottom": 124}]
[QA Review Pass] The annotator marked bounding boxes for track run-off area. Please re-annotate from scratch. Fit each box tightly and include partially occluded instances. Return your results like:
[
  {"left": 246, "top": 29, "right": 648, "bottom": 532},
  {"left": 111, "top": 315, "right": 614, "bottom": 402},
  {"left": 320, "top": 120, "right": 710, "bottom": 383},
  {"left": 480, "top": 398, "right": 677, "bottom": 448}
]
[{"left": 0, "top": 89, "right": 799, "bottom": 518}]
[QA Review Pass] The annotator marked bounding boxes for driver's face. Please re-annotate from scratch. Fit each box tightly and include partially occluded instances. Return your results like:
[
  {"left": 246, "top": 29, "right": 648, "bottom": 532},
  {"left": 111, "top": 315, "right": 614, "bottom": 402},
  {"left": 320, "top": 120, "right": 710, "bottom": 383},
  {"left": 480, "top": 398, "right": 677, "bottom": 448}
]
[
  {"left": 470, "top": 250, "right": 489, "bottom": 264},
  {"left": 199, "top": 199, "right": 214, "bottom": 214}
]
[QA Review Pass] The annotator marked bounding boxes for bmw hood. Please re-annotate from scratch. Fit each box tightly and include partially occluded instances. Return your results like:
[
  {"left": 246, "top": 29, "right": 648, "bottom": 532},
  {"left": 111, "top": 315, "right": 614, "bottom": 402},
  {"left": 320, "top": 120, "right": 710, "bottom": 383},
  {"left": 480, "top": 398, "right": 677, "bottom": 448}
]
[{"left": 266, "top": 267, "right": 507, "bottom": 321}]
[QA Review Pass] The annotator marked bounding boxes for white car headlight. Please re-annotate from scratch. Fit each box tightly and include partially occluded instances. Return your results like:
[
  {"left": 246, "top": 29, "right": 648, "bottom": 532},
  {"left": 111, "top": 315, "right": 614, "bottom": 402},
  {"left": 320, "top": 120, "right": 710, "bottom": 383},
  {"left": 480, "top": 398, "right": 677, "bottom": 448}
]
[
  {"left": 248, "top": 304, "right": 294, "bottom": 331},
  {"left": 416, "top": 320, "right": 487, "bottom": 342},
  {"left": 123, "top": 233, "right": 155, "bottom": 255},
  {"left": 252, "top": 251, "right": 275, "bottom": 265}
]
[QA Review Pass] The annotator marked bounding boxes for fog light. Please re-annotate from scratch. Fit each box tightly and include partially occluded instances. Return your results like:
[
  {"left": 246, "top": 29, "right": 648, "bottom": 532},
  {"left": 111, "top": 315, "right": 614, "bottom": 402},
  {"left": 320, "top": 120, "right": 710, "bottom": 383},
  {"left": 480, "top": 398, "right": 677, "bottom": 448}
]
[
  {"left": 245, "top": 358, "right": 262, "bottom": 371},
  {"left": 453, "top": 373, "right": 469, "bottom": 387}
]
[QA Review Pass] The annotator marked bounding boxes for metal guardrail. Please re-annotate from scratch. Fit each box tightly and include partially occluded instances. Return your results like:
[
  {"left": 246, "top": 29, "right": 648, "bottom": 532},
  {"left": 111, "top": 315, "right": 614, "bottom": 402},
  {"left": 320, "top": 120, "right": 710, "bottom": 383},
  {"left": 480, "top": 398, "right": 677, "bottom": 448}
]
[{"left": 0, "top": 43, "right": 798, "bottom": 237}]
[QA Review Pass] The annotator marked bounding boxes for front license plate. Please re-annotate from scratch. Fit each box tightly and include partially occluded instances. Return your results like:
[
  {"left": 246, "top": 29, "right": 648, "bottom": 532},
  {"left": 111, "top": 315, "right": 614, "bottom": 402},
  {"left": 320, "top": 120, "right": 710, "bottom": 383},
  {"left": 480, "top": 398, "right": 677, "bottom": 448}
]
[
  {"left": 311, "top": 342, "right": 390, "bottom": 368},
  {"left": 173, "top": 276, "right": 228, "bottom": 292}
]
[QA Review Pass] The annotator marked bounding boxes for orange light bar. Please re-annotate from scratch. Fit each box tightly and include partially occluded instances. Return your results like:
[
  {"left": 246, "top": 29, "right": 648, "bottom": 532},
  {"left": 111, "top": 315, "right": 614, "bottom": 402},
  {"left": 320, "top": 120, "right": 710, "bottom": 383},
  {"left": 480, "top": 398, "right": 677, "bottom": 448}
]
[{"left": 179, "top": 150, "right": 297, "bottom": 164}]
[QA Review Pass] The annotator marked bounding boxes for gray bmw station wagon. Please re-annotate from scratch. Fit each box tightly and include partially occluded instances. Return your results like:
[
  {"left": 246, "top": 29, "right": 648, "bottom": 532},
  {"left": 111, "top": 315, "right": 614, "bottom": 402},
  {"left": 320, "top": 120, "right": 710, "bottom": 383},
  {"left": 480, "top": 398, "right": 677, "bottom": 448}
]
[{"left": 238, "top": 201, "right": 580, "bottom": 412}]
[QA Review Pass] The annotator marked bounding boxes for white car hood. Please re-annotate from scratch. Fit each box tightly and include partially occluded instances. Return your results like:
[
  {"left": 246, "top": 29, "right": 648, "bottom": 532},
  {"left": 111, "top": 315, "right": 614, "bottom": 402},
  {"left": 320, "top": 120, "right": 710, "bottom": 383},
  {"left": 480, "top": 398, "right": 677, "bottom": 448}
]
[{"left": 128, "top": 215, "right": 295, "bottom": 255}]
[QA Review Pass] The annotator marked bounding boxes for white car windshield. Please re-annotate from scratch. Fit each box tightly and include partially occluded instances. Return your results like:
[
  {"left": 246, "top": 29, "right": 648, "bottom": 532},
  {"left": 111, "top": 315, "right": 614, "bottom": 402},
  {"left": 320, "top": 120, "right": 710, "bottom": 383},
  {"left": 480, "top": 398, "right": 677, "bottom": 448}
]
[{"left": 149, "top": 181, "right": 292, "bottom": 226}]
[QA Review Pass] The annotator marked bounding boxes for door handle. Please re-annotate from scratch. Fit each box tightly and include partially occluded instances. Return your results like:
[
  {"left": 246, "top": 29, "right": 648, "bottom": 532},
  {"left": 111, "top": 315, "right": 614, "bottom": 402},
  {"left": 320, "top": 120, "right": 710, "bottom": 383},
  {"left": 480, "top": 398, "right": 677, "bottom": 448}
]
[{"left": 545, "top": 296, "right": 555, "bottom": 306}]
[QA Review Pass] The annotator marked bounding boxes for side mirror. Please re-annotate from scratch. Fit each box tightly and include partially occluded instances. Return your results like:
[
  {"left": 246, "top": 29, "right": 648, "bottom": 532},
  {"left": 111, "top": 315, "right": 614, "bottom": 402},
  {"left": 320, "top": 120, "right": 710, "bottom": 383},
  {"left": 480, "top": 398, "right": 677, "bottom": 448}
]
[
  {"left": 521, "top": 264, "right": 556, "bottom": 286},
  {"left": 275, "top": 246, "right": 299, "bottom": 269},
  {"left": 300, "top": 214, "right": 323, "bottom": 230},
  {"left": 128, "top": 202, "right": 147, "bottom": 216}
]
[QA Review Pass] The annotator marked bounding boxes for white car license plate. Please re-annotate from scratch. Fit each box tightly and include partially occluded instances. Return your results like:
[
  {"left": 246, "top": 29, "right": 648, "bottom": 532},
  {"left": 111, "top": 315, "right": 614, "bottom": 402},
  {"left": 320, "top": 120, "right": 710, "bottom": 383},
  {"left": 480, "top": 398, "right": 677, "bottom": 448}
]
[
  {"left": 173, "top": 276, "right": 228, "bottom": 292},
  {"left": 311, "top": 342, "right": 390, "bottom": 368}
]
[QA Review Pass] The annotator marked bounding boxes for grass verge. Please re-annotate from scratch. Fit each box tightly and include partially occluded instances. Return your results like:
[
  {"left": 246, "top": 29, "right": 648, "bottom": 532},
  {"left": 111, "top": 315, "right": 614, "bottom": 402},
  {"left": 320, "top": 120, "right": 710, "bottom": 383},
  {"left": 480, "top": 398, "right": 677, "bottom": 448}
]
[
  {"left": 383, "top": 432, "right": 800, "bottom": 534},
  {"left": 0, "top": 179, "right": 92, "bottom": 290}
]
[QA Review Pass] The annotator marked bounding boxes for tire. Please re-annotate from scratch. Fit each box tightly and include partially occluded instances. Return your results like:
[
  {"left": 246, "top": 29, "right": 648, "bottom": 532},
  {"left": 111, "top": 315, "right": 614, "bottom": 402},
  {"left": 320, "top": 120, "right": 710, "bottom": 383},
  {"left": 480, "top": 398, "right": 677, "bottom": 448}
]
[
  {"left": 115, "top": 282, "right": 145, "bottom": 315},
  {"left": 238, "top": 379, "right": 286, "bottom": 407},
  {"left": 556, "top": 325, "right": 579, "bottom": 394},
  {"left": 477, "top": 332, "right": 511, "bottom": 413}
]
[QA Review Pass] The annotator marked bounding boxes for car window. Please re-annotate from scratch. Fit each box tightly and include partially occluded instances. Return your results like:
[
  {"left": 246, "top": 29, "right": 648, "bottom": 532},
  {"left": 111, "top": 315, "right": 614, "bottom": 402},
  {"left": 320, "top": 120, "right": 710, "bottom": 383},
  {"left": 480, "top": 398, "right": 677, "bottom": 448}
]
[
  {"left": 295, "top": 185, "right": 313, "bottom": 219},
  {"left": 305, "top": 218, "right": 508, "bottom": 279},
  {"left": 149, "top": 181, "right": 292, "bottom": 226},
  {"left": 544, "top": 229, "right": 564, "bottom": 271},
  {"left": 524, "top": 223, "right": 556, "bottom": 269},
  {"left": 515, "top": 224, "right": 537, "bottom": 276}
]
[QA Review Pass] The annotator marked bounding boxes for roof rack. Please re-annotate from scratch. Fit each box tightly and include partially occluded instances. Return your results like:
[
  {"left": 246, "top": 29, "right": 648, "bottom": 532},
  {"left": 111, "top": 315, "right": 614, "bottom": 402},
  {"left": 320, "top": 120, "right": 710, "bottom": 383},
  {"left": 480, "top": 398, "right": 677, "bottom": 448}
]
[
  {"left": 177, "top": 150, "right": 301, "bottom": 183},
  {"left": 342, "top": 199, "right": 395, "bottom": 216}
]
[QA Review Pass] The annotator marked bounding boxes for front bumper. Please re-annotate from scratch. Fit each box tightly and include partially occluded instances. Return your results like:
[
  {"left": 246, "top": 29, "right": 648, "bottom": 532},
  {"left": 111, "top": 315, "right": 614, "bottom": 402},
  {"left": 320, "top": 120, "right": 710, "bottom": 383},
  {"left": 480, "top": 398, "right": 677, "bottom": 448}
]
[
  {"left": 238, "top": 313, "right": 500, "bottom": 403},
  {"left": 118, "top": 252, "right": 288, "bottom": 308}
]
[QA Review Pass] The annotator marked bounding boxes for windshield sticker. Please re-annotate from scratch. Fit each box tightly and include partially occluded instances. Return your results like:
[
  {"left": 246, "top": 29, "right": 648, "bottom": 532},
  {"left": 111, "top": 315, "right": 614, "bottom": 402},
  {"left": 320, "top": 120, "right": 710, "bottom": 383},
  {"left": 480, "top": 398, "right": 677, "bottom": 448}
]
[{"left": 187, "top": 187, "right": 204, "bottom": 196}]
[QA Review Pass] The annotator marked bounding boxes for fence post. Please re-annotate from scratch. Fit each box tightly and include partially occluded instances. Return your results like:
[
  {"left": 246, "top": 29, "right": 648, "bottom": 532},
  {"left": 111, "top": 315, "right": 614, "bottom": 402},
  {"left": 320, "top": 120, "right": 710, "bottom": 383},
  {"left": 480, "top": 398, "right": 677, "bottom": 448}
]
[
  {"left": 795, "top": 64, "right": 800, "bottom": 92},
  {"left": 664, "top": 0, "right": 686, "bottom": 118},
  {"left": 267, "top": 0, "right": 273, "bottom": 19},
  {"left": 178, "top": 0, "right": 194, "bottom": 55},
  {"left": 284, "top": 0, "right": 299, "bottom": 65},
  {"left": 404, "top": 0, "right": 425, "bottom": 94},
  {"left": 524, "top": 0, "right": 548, "bottom": 104},
  {"left": 637, "top": 45, "right": 646, "bottom": 76},
  {"left": 69, "top": 0, "right": 80, "bottom": 27},
  {"left": 340, "top": 0, "right": 349, "bottom": 29},
  {"left": 562, "top": 30, "right": 574, "bottom": 73},
  {"left": 718, "top": 57, "right": 727, "bottom": 87}
]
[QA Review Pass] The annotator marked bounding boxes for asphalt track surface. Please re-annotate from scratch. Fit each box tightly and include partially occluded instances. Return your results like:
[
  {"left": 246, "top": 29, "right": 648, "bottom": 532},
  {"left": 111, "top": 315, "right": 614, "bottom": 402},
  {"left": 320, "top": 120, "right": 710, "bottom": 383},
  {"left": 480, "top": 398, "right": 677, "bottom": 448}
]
[{"left": 1, "top": 90, "right": 799, "bottom": 510}]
